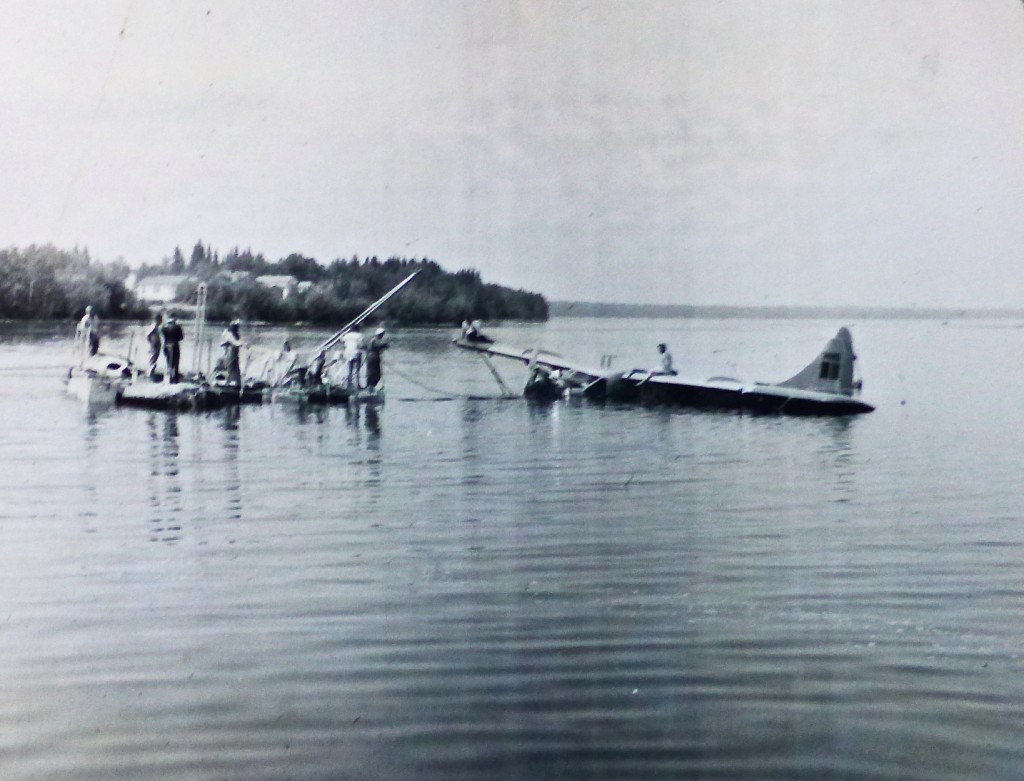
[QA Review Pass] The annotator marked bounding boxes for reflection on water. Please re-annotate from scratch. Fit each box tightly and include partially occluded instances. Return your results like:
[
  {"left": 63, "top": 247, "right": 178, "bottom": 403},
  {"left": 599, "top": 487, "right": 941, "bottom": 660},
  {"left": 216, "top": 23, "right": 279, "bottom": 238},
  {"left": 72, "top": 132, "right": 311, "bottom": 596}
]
[
  {"left": 145, "top": 413, "right": 183, "bottom": 543},
  {"left": 79, "top": 410, "right": 105, "bottom": 534},
  {"left": 290, "top": 403, "right": 329, "bottom": 425},
  {"left": 819, "top": 417, "right": 857, "bottom": 503},
  {"left": 219, "top": 407, "right": 244, "bottom": 523},
  {"left": 363, "top": 403, "right": 381, "bottom": 438},
  {"left": 3, "top": 319, "right": 1024, "bottom": 780}
]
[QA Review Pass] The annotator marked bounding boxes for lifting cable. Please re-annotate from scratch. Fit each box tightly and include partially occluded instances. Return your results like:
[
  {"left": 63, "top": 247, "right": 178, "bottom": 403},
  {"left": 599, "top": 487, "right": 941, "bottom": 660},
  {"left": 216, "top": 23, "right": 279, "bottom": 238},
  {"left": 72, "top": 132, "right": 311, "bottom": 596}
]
[{"left": 384, "top": 357, "right": 519, "bottom": 401}]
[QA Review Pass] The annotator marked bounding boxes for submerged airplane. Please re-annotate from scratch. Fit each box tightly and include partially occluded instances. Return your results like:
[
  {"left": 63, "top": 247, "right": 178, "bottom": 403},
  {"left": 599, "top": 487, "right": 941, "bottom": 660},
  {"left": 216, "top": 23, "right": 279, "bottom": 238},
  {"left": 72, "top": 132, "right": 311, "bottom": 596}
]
[{"left": 453, "top": 326, "right": 874, "bottom": 416}]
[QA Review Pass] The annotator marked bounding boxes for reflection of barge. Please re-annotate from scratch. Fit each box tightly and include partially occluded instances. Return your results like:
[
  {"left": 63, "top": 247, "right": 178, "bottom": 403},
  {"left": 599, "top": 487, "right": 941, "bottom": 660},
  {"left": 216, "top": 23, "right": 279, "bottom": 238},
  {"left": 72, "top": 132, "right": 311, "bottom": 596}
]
[{"left": 454, "top": 327, "right": 875, "bottom": 416}]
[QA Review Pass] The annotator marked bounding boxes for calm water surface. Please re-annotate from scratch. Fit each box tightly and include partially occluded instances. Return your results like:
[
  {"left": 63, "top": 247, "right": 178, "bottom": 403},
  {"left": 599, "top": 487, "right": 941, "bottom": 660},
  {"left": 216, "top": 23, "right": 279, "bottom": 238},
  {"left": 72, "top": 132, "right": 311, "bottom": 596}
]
[{"left": 1, "top": 317, "right": 1023, "bottom": 780}]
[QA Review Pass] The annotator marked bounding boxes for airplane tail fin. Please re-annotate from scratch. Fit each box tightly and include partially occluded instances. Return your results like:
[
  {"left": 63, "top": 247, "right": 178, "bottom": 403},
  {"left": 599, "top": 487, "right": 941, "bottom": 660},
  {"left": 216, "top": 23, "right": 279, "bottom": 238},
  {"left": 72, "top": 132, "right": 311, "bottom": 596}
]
[{"left": 775, "top": 327, "right": 861, "bottom": 396}]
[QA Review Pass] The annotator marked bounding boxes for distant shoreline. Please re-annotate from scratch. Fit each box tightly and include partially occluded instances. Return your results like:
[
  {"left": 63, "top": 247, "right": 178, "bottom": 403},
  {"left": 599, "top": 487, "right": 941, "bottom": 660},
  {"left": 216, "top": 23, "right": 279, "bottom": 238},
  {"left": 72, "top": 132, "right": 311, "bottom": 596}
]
[{"left": 550, "top": 301, "right": 1024, "bottom": 321}]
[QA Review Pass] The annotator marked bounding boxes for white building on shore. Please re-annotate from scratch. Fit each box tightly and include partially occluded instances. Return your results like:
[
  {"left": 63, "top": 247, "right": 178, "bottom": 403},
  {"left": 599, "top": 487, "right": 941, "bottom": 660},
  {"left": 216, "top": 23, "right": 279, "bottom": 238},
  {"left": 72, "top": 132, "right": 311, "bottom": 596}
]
[{"left": 128, "top": 274, "right": 191, "bottom": 305}]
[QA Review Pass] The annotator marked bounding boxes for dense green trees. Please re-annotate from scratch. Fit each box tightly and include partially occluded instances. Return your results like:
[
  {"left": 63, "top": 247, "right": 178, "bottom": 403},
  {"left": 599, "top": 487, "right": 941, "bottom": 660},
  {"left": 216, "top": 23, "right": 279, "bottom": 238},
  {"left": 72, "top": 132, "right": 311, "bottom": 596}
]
[
  {"left": 0, "top": 242, "right": 548, "bottom": 324},
  {"left": 143, "top": 243, "right": 547, "bottom": 325},
  {"left": 0, "top": 245, "right": 147, "bottom": 319}
]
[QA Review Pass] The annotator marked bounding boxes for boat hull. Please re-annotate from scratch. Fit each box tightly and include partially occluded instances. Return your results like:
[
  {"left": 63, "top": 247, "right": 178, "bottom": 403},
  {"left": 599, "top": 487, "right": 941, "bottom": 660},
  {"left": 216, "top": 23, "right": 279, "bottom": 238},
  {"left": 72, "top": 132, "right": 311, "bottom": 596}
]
[
  {"left": 66, "top": 373, "right": 119, "bottom": 406},
  {"left": 270, "top": 383, "right": 352, "bottom": 405}
]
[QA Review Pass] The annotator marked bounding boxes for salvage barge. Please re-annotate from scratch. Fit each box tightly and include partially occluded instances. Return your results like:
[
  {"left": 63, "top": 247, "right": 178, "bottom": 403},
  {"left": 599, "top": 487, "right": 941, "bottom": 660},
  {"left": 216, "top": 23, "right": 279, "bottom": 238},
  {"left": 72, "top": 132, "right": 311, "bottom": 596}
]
[
  {"left": 65, "top": 271, "right": 418, "bottom": 412},
  {"left": 66, "top": 354, "right": 267, "bottom": 410},
  {"left": 453, "top": 327, "right": 874, "bottom": 416}
]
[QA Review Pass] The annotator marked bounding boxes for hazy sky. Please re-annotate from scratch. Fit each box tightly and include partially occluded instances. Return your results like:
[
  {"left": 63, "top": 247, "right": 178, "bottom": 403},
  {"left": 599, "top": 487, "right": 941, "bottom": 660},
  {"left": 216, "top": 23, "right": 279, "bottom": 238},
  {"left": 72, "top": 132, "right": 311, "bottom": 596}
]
[{"left": 2, "top": 1, "right": 1022, "bottom": 306}]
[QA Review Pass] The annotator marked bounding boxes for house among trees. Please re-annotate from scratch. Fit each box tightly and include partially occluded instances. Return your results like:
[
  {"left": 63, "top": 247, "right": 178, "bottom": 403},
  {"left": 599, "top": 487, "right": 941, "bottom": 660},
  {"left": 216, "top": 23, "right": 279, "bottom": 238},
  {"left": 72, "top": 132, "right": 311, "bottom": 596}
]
[
  {"left": 129, "top": 274, "right": 192, "bottom": 305},
  {"left": 255, "top": 275, "right": 299, "bottom": 299},
  {"left": 0, "top": 243, "right": 547, "bottom": 324},
  {"left": 124, "top": 244, "right": 547, "bottom": 324}
]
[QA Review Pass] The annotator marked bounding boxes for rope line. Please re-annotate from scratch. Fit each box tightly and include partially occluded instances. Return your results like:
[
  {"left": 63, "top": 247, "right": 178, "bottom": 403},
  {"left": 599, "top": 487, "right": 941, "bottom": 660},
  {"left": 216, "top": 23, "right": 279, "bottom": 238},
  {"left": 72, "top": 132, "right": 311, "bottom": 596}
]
[{"left": 386, "top": 359, "right": 518, "bottom": 401}]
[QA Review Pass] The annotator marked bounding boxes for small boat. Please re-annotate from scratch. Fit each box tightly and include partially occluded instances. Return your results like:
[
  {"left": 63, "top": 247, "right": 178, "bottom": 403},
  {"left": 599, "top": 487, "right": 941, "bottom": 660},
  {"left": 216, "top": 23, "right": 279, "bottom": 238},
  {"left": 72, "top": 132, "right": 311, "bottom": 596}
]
[
  {"left": 65, "top": 355, "right": 128, "bottom": 405},
  {"left": 269, "top": 379, "right": 352, "bottom": 405},
  {"left": 454, "top": 327, "right": 875, "bottom": 416},
  {"left": 269, "top": 376, "right": 384, "bottom": 406},
  {"left": 204, "top": 376, "right": 269, "bottom": 406},
  {"left": 212, "top": 383, "right": 267, "bottom": 405},
  {"left": 65, "top": 354, "right": 133, "bottom": 405}
]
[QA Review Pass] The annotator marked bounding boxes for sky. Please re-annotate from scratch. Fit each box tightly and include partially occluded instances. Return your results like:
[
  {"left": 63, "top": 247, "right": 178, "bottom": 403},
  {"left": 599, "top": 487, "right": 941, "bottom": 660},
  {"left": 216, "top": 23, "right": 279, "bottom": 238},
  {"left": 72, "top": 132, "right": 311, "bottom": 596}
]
[{"left": 1, "top": 0, "right": 1022, "bottom": 307}]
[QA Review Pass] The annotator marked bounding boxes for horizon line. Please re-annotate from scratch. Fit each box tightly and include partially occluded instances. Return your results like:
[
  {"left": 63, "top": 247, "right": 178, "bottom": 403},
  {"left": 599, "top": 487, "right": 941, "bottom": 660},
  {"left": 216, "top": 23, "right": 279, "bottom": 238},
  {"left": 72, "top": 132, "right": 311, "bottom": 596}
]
[{"left": 549, "top": 301, "right": 1024, "bottom": 319}]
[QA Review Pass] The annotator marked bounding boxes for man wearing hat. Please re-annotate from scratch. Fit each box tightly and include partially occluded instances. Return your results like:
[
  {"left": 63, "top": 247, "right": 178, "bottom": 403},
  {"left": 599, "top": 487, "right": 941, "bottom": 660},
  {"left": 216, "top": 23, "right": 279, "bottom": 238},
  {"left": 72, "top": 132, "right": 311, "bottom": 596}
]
[
  {"left": 364, "top": 327, "right": 389, "bottom": 390},
  {"left": 161, "top": 314, "right": 185, "bottom": 383}
]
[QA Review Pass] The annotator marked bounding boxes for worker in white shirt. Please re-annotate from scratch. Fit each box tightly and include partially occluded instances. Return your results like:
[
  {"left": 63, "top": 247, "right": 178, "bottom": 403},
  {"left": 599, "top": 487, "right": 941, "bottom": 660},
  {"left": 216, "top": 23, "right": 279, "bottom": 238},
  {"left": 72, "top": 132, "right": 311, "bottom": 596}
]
[
  {"left": 341, "top": 324, "right": 365, "bottom": 388},
  {"left": 656, "top": 343, "right": 677, "bottom": 375},
  {"left": 220, "top": 320, "right": 245, "bottom": 385}
]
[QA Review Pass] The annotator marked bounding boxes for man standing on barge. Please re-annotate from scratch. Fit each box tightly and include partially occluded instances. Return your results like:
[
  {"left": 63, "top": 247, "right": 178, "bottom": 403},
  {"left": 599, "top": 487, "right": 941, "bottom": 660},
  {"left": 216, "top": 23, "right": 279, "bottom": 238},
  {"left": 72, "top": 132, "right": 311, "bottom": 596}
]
[
  {"left": 341, "top": 324, "right": 365, "bottom": 388},
  {"left": 365, "top": 327, "right": 389, "bottom": 389},
  {"left": 146, "top": 312, "right": 163, "bottom": 379},
  {"left": 161, "top": 315, "right": 184, "bottom": 383},
  {"left": 76, "top": 305, "right": 100, "bottom": 359},
  {"left": 220, "top": 320, "right": 245, "bottom": 386}
]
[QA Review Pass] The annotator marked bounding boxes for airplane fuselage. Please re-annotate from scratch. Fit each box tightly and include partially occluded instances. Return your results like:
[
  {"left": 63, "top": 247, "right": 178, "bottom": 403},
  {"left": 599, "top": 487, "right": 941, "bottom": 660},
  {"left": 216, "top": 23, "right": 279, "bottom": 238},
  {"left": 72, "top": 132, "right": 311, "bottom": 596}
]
[{"left": 453, "top": 331, "right": 875, "bottom": 417}]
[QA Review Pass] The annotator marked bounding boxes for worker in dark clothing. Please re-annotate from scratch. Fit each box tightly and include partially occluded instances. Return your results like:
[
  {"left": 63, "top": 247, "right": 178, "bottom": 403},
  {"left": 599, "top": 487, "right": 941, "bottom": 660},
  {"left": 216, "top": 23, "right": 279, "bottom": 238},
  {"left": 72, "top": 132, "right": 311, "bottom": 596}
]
[
  {"left": 365, "top": 327, "right": 389, "bottom": 389},
  {"left": 464, "top": 319, "right": 493, "bottom": 343},
  {"left": 307, "top": 350, "right": 327, "bottom": 386},
  {"left": 161, "top": 315, "right": 184, "bottom": 383}
]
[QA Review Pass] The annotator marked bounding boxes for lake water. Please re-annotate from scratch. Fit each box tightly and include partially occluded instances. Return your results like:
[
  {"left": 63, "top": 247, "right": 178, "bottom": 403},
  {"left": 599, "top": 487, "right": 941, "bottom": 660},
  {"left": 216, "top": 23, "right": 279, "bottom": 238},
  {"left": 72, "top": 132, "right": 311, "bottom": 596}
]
[{"left": 2, "top": 316, "right": 1023, "bottom": 780}]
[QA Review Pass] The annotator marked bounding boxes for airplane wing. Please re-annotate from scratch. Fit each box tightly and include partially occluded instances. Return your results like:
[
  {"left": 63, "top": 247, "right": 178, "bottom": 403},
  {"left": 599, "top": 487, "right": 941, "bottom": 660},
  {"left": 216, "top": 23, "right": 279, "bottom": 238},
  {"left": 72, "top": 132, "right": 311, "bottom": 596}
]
[{"left": 452, "top": 336, "right": 605, "bottom": 387}]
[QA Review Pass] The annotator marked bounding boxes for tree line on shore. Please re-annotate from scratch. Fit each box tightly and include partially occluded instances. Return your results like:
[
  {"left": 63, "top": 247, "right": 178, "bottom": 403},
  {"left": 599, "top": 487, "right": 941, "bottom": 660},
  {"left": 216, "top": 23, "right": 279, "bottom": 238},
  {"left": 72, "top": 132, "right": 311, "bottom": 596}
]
[
  {"left": 0, "top": 243, "right": 548, "bottom": 324},
  {"left": 0, "top": 245, "right": 146, "bottom": 320}
]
